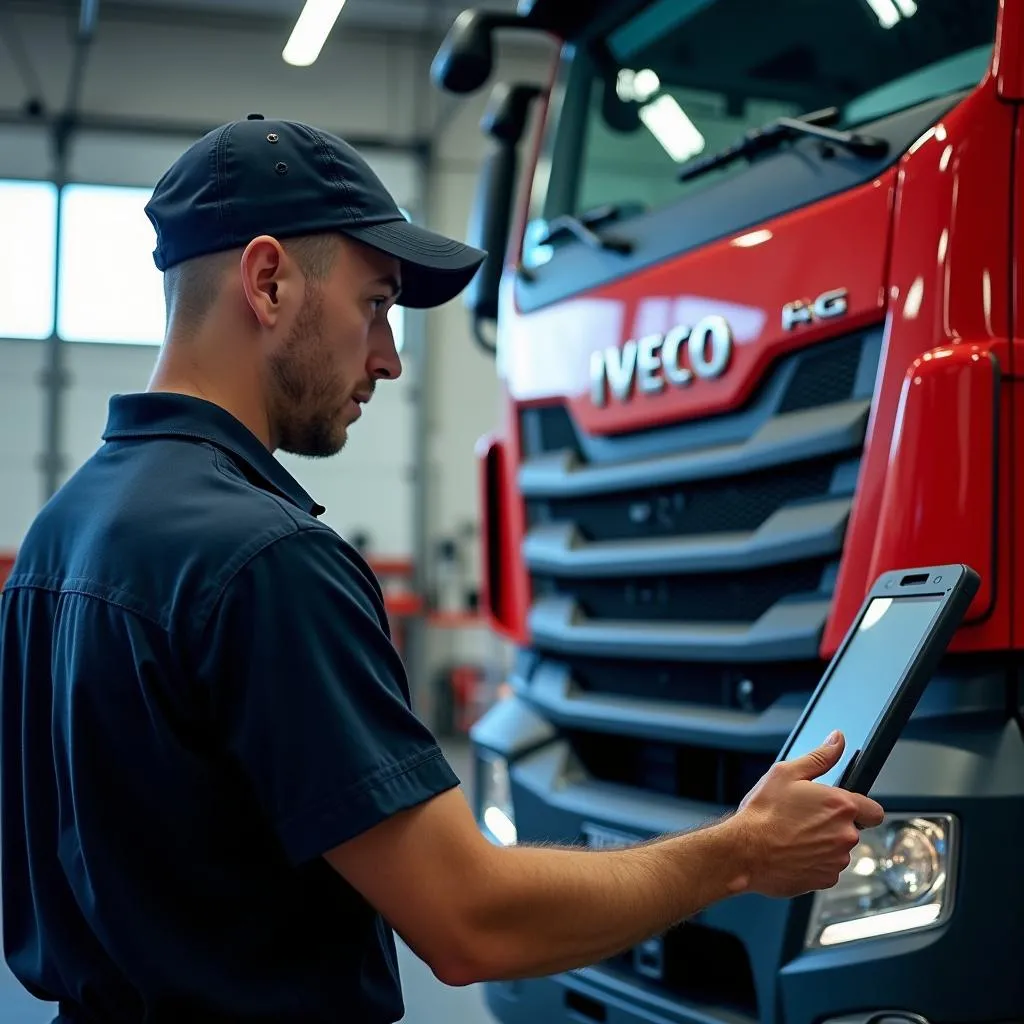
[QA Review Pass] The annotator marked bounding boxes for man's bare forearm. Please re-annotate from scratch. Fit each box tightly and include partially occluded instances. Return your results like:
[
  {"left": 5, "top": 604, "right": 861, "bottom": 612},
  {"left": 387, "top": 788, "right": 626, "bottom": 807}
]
[{"left": 460, "top": 819, "right": 749, "bottom": 983}]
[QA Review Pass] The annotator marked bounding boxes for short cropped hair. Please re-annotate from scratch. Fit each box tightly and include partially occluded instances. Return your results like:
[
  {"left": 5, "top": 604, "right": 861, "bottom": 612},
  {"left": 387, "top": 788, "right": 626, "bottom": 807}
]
[{"left": 162, "top": 233, "right": 340, "bottom": 333}]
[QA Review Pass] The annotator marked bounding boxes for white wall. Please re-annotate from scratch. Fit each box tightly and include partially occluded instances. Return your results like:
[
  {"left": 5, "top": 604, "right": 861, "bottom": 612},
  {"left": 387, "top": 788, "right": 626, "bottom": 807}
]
[
  {"left": 424, "top": 48, "right": 553, "bottom": 558},
  {"left": 0, "top": 5, "right": 556, "bottom": 649},
  {"left": 0, "top": 339, "right": 46, "bottom": 546},
  {"left": 419, "top": 36, "right": 555, "bottom": 674}
]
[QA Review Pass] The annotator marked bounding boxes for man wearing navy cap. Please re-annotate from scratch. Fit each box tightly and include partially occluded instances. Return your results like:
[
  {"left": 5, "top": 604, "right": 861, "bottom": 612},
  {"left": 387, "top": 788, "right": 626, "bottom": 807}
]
[{"left": 0, "top": 116, "right": 882, "bottom": 1023}]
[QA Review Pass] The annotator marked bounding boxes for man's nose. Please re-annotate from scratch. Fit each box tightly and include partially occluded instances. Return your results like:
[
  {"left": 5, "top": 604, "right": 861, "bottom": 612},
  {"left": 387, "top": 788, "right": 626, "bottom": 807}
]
[{"left": 368, "top": 321, "right": 403, "bottom": 381}]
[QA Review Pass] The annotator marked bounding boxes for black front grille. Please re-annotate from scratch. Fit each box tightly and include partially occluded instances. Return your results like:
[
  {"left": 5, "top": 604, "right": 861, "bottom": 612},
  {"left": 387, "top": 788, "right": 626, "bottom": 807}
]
[
  {"left": 528, "top": 457, "right": 840, "bottom": 542},
  {"left": 569, "top": 729, "right": 774, "bottom": 805},
  {"left": 518, "top": 326, "right": 881, "bottom": 669},
  {"left": 605, "top": 923, "right": 758, "bottom": 1016},
  {"left": 538, "top": 558, "right": 832, "bottom": 623},
  {"left": 566, "top": 654, "right": 824, "bottom": 712},
  {"left": 778, "top": 334, "right": 864, "bottom": 413}
]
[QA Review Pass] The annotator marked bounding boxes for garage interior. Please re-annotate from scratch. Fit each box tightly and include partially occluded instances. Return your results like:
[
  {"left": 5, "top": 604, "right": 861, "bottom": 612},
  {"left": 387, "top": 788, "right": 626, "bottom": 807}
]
[
  {"left": 0, "top": 0, "right": 550, "bottom": 1020},
  {"left": 0, "top": 1, "right": 1017, "bottom": 1024}
]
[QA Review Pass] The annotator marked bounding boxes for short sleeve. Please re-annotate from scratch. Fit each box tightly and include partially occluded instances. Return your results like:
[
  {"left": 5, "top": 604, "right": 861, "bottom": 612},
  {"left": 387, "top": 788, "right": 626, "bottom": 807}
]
[{"left": 198, "top": 526, "right": 460, "bottom": 865}]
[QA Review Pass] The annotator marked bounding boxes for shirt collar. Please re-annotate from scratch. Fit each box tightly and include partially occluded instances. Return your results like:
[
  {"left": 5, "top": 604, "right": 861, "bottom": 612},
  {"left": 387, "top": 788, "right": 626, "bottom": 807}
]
[{"left": 102, "top": 392, "right": 326, "bottom": 517}]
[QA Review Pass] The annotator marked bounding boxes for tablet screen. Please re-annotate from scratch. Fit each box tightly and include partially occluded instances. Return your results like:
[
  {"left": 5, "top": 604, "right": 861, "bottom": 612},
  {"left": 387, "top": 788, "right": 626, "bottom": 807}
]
[{"left": 784, "top": 594, "right": 943, "bottom": 785}]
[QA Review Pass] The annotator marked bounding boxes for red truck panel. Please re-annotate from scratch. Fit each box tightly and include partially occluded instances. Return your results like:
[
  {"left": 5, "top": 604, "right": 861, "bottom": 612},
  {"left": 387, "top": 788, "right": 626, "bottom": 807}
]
[
  {"left": 477, "top": 427, "right": 530, "bottom": 643},
  {"left": 865, "top": 344, "right": 1002, "bottom": 625},
  {"left": 0, "top": 554, "right": 13, "bottom": 591},
  {"left": 824, "top": 77, "right": 1017, "bottom": 655},
  {"left": 502, "top": 174, "right": 894, "bottom": 432},
  {"left": 1013, "top": 109, "right": 1024, "bottom": 648}
]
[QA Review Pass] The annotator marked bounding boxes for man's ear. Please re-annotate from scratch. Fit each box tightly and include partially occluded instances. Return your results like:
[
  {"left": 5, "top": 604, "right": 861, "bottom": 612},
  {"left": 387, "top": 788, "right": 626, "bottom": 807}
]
[{"left": 239, "top": 236, "right": 301, "bottom": 328}]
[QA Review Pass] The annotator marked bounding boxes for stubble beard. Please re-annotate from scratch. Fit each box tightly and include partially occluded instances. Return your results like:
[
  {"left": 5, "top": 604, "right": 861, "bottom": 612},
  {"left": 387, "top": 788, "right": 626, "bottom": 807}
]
[{"left": 269, "top": 289, "right": 349, "bottom": 459}]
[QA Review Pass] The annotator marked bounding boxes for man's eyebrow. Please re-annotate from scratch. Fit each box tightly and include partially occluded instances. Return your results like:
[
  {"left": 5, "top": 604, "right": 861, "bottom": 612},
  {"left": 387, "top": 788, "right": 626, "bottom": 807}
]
[{"left": 373, "top": 274, "right": 402, "bottom": 298}]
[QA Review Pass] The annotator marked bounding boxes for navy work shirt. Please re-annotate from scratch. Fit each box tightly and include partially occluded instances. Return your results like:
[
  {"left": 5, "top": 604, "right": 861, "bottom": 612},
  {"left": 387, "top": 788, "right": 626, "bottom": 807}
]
[{"left": 0, "top": 392, "right": 460, "bottom": 1023}]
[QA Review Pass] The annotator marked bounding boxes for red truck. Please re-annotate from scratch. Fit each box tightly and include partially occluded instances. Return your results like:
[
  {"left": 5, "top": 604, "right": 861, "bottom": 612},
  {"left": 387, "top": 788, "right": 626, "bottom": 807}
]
[{"left": 432, "top": 2, "right": 1024, "bottom": 1024}]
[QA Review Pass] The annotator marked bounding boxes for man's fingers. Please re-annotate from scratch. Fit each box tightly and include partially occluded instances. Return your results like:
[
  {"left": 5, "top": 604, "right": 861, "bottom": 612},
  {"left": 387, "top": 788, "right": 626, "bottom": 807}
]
[
  {"left": 852, "top": 795, "right": 885, "bottom": 829},
  {"left": 785, "top": 730, "right": 845, "bottom": 780}
]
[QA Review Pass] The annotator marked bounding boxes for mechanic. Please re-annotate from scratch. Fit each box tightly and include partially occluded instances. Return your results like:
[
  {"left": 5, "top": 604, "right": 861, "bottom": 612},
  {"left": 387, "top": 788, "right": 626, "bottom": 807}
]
[{"left": 0, "top": 115, "right": 884, "bottom": 1024}]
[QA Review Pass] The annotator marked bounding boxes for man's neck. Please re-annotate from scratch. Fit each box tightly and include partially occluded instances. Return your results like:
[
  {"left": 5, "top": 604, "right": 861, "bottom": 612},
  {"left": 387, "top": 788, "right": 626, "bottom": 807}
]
[{"left": 148, "top": 335, "right": 273, "bottom": 449}]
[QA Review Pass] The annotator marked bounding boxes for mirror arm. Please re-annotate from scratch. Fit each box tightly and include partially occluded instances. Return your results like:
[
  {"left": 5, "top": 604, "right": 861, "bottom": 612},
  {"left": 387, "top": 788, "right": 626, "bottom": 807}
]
[{"left": 472, "top": 317, "right": 498, "bottom": 355}]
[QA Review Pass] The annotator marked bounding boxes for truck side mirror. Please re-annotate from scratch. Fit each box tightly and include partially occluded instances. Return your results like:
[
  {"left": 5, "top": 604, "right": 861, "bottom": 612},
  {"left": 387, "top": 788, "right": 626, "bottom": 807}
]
[
  {"left": 464, "top": 82, "right": 543, "bottom": 355},
  {"left": 431, "top": 9, "right": 526, "bottom": 94}
]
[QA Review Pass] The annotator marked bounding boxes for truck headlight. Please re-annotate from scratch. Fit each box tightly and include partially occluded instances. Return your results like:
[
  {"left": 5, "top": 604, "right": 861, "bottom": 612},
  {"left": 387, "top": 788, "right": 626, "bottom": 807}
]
[
  {"left": 805, "top": 814, "right": 956, "bottom": 948},
  {"left": 479, "top": 753, "right": 517, "bottom": 846}
]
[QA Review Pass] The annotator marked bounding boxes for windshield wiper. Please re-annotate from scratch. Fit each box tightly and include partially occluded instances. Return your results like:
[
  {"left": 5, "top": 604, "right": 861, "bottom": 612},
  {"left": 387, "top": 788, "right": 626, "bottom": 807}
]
[
  {"left": 677, "top": 106, "right": 889, "bottom": 183},
  {"left": 534, "top": 203, "right": 637, "bottom": 255}
]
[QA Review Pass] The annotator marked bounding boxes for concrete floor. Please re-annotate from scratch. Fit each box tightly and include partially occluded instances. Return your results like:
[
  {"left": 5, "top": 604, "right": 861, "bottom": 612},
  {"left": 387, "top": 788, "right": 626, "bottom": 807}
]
[{"left": 0, "top": 740, "right": 495, "bottom": 1024}]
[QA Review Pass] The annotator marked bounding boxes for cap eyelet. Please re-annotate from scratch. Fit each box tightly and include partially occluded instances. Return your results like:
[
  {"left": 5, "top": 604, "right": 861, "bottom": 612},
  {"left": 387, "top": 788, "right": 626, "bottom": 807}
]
[
  {"left": 267, "top": 133, "right": 279, "bottom": 143},
  {"left": 275, "top": 162, "right": 288, "bottom": 175}
]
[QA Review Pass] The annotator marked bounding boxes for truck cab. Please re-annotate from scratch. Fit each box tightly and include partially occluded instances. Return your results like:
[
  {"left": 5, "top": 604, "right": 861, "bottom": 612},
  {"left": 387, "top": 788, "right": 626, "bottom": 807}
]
[{"left": 433, "top": 3, "right": 1024, "bottom": 1024}]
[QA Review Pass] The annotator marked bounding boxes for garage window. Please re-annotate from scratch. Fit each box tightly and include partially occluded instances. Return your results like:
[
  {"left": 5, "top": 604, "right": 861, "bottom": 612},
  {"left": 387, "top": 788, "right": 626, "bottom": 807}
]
[
  {"left": 0, "top": 179, "right": 58, "bottom": 340},
  {"left": 57, "top": 184, "right": 166, "bottom": 346},
  {"left": 52, "top": 183, "right": 408, "bottom": 350}
]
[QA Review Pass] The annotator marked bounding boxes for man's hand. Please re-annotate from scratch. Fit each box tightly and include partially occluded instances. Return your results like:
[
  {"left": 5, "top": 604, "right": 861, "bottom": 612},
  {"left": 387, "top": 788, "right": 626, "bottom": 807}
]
[{"left": 728, "top": 730, "right": 885, "bottom": 899}]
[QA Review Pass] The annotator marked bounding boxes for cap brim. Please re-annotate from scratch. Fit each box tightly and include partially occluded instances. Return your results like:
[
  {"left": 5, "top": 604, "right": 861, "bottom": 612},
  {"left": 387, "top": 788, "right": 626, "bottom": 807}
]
[{"left": 343, "top": 219, "right": 487, "bottom": 310}]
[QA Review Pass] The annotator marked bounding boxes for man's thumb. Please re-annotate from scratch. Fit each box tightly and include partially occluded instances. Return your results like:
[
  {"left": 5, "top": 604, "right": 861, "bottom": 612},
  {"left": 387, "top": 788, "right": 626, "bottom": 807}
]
[{"left": 788, "top": 730, "right": 845, "bottom": 780}]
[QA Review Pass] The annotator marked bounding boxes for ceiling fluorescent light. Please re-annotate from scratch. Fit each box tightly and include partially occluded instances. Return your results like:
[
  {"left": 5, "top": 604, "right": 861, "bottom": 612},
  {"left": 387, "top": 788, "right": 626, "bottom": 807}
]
[
  {"left": 283, "top": 0, "right": 347, "bottom": 67},
  {"left": 863, "top": 0, "right": 902, "bottom": 28},
  {"left": 893, "top": 0, "right": 918, "bottom": 16},
  {"left": 639, "top": 95, "right": 706, "bottom": 163}
]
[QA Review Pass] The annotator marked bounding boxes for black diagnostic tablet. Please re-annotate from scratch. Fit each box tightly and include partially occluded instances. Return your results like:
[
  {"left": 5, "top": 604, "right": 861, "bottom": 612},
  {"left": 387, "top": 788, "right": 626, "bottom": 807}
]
[{"left": 777, "top": 564, "right": 980, "bottom": 794}]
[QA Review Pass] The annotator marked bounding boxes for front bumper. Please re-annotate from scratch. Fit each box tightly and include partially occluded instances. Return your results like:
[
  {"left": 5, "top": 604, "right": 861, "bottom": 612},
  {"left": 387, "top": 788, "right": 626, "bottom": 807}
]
[
  {"left": 485, "top": 966, "right": 755, "bottom": 1024},
  {"left": 472, "top": 699, "right": 1024, "bottom": 1024},
  {"left": 485, "top": 970, "right": 1024, "bottom": 1024}
]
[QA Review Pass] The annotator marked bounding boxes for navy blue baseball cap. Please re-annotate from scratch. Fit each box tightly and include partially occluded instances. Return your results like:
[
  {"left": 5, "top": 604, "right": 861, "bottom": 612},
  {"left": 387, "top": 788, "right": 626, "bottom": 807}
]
[{"left": 144, "top": 114, "right": 486, "bottom": 309}]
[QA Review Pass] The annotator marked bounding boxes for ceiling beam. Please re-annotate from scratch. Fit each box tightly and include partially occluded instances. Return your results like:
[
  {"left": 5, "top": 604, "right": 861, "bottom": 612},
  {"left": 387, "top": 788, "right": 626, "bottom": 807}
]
[
  {"left": 0, "top": 0, "right": 455, "bottom": 44},
  {"left": 0, "top": 106, "right": 431, "bottom": 157},
  {"left": 0, "top": 6, "right": 46, "bottom": 103}
]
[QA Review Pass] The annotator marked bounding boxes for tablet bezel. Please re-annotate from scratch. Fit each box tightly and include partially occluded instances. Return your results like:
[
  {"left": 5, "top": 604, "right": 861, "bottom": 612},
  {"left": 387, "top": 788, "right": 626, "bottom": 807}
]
[{"left": 776, "top": 563, "right": 980, "bottom": 794}]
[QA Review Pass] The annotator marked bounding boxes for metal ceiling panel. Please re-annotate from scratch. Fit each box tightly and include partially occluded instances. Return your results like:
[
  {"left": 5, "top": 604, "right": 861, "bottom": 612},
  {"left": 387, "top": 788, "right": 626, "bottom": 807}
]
[{"left": 89, "top": 0, "right": 516, "bottom": 33}]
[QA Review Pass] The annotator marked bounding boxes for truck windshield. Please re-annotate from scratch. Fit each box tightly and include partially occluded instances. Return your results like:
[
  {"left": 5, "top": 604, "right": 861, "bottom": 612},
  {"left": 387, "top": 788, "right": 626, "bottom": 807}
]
[{"left": 528, "top": 0, "right": 998, "bottom": 235}]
